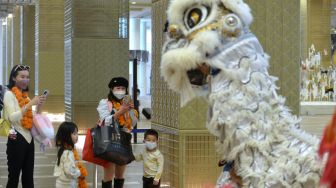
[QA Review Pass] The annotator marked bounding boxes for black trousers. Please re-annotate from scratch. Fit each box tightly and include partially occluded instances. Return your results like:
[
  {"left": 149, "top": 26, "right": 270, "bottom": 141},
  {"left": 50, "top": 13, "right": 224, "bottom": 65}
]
[
  {"left": 143, "top": 177, "right": 160, "bottom": 188},
  {"left": 6, "top": 132, "right": 34, "bottom": 188}
]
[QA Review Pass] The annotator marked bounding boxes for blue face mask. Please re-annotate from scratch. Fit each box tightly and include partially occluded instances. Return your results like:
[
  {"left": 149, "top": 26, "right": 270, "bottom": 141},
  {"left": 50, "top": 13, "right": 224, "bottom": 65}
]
[{"left": 145, "top": 141, "right": 157, "bottom": 150}]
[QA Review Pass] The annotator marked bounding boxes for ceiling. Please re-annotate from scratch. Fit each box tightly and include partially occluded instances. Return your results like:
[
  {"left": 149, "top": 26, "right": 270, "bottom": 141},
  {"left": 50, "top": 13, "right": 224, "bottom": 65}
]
[
  {"left": 0, "top": 0, "right": 34, "bottom": 18},
  {"left": 129, "top": 0, "right": 151, "bottom": 18},
  {"left": 0, "top": 0, "right": 151, "bottom": 18}
]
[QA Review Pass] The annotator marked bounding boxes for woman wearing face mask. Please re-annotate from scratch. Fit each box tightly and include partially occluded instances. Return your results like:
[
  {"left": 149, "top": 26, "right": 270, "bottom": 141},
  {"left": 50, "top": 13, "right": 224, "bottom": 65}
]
[
  {"left": 3, "top": 64, "right": 46, "bottom": 188},
  {"left": 97, "top": 77, "right": 138, "bottom": 188}
]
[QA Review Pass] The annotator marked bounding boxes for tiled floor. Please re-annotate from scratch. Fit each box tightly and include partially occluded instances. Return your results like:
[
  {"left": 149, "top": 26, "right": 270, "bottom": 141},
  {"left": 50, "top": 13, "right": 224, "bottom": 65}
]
[{"left": 0, "top": 111, "right": 333, "bottom": 188}]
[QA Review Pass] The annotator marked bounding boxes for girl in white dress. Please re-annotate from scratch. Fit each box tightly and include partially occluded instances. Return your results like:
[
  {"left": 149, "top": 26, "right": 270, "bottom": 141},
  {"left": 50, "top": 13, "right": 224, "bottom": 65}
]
[{"left": 54, "top": 122, "right": 87, "bottom": 188}]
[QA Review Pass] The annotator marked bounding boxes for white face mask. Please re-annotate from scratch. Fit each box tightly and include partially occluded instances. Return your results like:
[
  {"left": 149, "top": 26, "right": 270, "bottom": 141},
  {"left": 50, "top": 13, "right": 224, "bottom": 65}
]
[
  {"left": 113, "top": 90, "right": 126, "bottom": 99},
  {"left": 145, "top": 141, "right": 157, "bottom": 150}
]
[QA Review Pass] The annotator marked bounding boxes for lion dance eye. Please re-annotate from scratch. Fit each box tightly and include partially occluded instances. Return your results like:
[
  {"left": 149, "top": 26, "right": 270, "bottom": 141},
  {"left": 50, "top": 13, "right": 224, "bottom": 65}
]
[{"left": 184, "top": 5, "right": 210, "bottom": 29}]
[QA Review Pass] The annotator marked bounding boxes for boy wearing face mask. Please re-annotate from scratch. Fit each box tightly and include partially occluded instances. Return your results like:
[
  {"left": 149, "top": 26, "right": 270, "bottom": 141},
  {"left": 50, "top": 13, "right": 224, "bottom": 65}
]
[
  {"left": 97, "top": 76, "right": 138, "bottom": 188},
  {"left": 135, "top": 129, "right": 164, "bottom": 188}
]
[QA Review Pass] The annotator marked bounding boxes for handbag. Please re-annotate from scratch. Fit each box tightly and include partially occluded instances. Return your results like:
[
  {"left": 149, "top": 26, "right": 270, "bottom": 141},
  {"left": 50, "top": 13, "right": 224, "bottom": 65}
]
[
  {"left": 82, "top": 128, "right": 109, "bottom": 167},
  {"left": 0, "top": 118, "right": 10, "bottom": 137},
  {"left": 92, "top": 120, "right": 135, "bottom": 165}
]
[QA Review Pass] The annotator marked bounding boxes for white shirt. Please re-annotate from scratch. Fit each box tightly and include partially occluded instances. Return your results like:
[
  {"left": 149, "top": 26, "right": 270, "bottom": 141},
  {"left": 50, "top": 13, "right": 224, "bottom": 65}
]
[
  {"left": 54, "top": 150, "right": 81, "bottom": 188},
  {"left": 3, "top": 90, "right": 32, "bottom": 143},
  {"left": 135, "top": 149, "right": 164, "bottom": 181},
  {"left": 97, "top": 99, "right": 114, "bottom": 126}
]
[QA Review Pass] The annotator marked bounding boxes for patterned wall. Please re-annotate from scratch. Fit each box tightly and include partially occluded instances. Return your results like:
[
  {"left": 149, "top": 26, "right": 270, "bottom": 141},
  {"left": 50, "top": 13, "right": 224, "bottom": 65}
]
[
  {"left": 70, "top": 0, "right": 128, "bottom": 38},
  {"left": 35, "top": 0, "right": 65, "bottom": 113},
  {"left": 23, "top": 6, "right": 36, "bottom": 97},
  {"left": 64, "top": 0, "right": 129, "bottom": 130},
  {"left": 307, "top": 0, "right": 331, "bottom": 67},
  {"left": 151, "top": 0, "right": 180, "bottom": 129},
  {"left": 13, "top": 7, "right": 20, "bottom": 66},
  {"left": 152, "top": 0, "right": 301, "bottom": 187},
  {"left": 245, "top": 0, "right": 301, "bottom": 114},
  {"left": 152, "top": 124, "right": 220, "bottom": 188}
]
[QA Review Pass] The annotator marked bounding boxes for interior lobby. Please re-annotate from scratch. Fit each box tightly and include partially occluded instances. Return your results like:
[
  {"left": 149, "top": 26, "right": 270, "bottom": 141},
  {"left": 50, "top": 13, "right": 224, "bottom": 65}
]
[{"left": 0, "top": 0, "right": 336, "bottom": 187}]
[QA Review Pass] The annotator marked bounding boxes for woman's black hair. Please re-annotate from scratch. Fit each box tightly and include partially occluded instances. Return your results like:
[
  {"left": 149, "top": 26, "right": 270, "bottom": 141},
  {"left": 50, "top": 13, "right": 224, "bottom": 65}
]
[
  {"left": 55, "top": 121, "right": 78, "bottom": 166},
  {"left": 107, "top": 77, "right": 129, "bottom": 103},
  {"left": 7, "top": 64, "right": 29, "bottom": 91}
]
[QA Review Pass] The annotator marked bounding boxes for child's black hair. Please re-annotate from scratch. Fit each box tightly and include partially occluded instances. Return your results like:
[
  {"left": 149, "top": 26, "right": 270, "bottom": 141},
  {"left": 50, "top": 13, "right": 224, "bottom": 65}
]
[
  {"left": 55, "top": 121, "right": 78, "bottom": 166},
  {"left": 144, "top": 129, "right": 159, "bottom": 140}
]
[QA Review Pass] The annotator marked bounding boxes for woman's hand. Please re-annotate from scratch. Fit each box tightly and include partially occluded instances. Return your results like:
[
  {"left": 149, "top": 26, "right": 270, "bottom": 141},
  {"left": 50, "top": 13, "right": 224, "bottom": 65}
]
[
  {"left": 30, "top": 96, "right": 40, "bottom": 106},
  {"left": 120, "top": 103, "right": 131, "bottom": 113},
  {"left": 37, "top": 95, "right": 46, "bottom": 106},
  {"left": 29, "top": 95, "right": 46, "bottom": 114},
  {"left": 114, "top": 103, "right": 131, "bottom": 119}
]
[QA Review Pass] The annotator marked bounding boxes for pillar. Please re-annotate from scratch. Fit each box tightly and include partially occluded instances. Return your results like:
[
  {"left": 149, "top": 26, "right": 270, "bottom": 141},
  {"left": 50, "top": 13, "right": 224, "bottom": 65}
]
[
  {"left": 64, "top": 0, "right": 129, "bottom": 131},
  {"left": 3, "top": 14, "right": 13, "bottom": 84},
  {"left": 35, "top": 0, "right": 65, "bottom": 113},
  {"left": 22, "top": 5, "right": 36, "bottom": 97}
]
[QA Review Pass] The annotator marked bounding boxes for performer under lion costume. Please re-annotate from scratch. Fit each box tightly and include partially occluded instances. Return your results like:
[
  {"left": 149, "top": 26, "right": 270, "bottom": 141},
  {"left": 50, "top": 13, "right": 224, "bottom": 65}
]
[{"left": 160, "top": 0, "right": 322, "bottom": 187}]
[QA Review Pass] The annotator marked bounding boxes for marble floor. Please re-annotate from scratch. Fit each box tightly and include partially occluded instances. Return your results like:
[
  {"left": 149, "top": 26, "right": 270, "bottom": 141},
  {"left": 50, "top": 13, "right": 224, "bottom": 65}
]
[{"left": 0, "top": 112, "right": 333, "bottom": 188}]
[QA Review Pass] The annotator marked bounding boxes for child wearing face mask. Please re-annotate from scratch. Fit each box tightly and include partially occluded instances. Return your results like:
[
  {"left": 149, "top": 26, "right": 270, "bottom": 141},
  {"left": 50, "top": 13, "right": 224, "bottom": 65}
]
[
  {"left": 135, "top": 129, "right": 164, "bottom": 188},
  {"left": 97, "top": 76, "right": 138, "bottom": 188}
]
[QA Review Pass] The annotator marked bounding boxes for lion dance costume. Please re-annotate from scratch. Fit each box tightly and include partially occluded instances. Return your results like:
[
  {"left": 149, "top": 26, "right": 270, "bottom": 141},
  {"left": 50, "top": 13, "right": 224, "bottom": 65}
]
[{"left": 160, "top": 0, "right": 322, "bottom": 187}]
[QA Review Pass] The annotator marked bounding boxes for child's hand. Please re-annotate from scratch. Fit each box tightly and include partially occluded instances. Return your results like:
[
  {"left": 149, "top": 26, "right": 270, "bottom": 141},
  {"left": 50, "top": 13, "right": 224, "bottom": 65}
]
[{"left": 153, "top": 180, "right": 159, "bottom": 185}]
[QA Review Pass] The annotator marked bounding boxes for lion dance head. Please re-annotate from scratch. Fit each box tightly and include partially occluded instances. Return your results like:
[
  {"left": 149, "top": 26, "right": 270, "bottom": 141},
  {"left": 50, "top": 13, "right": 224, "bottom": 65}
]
[{"left": 161, "top": 0, "right": 256, "bottom": 105}]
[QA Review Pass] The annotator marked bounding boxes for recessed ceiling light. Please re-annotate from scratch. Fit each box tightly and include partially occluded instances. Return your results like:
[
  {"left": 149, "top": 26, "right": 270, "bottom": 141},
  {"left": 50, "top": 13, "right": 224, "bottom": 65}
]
[{"left": 131, "top": 2, "right": 136, "bottom": 4}]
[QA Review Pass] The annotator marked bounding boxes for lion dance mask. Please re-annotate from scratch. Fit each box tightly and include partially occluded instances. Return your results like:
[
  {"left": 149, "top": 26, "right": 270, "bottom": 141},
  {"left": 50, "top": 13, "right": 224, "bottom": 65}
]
[{"left": 160, "top": 0, "right": 321, "bottom": 187}]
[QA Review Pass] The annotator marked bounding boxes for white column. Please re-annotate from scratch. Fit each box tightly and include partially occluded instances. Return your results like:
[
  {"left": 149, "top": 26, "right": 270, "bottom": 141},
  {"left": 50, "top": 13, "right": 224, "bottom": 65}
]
[
  {"left": 4, "top": 16, "right": 13, "bottom": 84},
  {"left": 0, "top": 19, "right": 3, "bottom": 85},
  {"left": 137, "top": 19, "right": 147, "bottom": 96},
  {"left": 145, "top": 20, "right": 152, "bottom": 95},
  {"left": 129, "top": 18, "right": 140, "bottom": 93},
  {"left": 129, "top": 18, "right": 140, "bottom": 50},
  {"left": 20, "top": 6, "right": 23, "bottom": 65}
]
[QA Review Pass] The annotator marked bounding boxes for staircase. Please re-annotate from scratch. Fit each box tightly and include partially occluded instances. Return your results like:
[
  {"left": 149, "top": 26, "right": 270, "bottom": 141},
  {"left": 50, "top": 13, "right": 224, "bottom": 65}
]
[{"left": 0, "top": 136, "right": 145, "bottom": 188}]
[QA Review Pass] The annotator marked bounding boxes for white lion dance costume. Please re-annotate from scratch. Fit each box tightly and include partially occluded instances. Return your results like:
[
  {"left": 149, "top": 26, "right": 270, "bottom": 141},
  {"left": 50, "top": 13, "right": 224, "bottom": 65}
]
[{"left": 160, "top": 0, "right": 322, "bottom": 187}]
